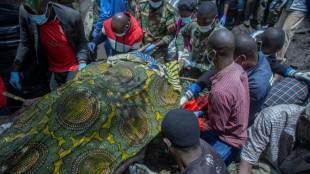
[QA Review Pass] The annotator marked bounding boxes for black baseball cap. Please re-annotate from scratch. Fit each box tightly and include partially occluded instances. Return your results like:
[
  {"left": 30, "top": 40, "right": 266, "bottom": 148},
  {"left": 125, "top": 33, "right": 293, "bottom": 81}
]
[{"left": 162, "top": 108, "right": 200, "bottom": 148}]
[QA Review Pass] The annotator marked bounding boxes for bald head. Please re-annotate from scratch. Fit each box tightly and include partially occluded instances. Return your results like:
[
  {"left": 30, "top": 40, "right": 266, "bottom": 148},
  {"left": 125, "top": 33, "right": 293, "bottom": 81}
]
[
  {"left": 208, "top": 29, "right": 235, "bottom": 57},
  {"left": 235, "top": 34, "right": 257, "bottom": 60},
  {"left": 111, "top": 13, "right": 130, "bottom": 35}
]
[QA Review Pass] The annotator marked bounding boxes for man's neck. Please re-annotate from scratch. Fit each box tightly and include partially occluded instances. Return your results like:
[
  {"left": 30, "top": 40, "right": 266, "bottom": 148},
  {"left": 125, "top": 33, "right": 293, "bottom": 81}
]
[
  {"left": 175, "top": 147, "right": 203, "bottom": 172},
  {"left": 216, "top": 56, "right": 234, "bottom": 73},
  {"left": 244, "top": 54, "right": 259, "bottom": 71}
]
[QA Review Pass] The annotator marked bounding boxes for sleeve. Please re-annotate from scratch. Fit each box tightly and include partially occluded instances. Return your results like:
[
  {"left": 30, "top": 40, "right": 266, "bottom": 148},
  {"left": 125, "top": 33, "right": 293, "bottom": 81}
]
[
  {"left": 94, "top": 0, "right": 112, "bottom": 31},
  {"left": 162, "top": 9, "right": 177, "bottom": 44},
  {"left": 249, "top": 83, "right": 267, "bottom": 120},
  {"left": 267, "top": 54, "right": 289, "bottom": 76},
  {"left": 76, "top": 14, "right": 89, "bottom": 62},
  {"left": 175, "top": 23, "right": 192, "bottom": 53},
  {"left": 241, "top": 111, "right": 271, "bottom": 164},
  {"left": 204, "top": 92, "right": 231, "bottom": 132},
  {"left": 196, "top": 66, "right": 216, "bottom": 90},
  {"left": 223, "top": 0, "right": 230, "bottom": 4},
  {"left": 14, "top": 7, "right": 32, "bottom": 65},
  {"left": 91, "top": 29, "right": 107, "bottom": 45}
]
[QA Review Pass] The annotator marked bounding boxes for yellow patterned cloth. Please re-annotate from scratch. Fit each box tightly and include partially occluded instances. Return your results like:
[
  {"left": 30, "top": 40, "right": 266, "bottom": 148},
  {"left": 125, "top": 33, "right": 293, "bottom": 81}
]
[{"left": 0, "top": 52, "right": 180, "bottom": 173}]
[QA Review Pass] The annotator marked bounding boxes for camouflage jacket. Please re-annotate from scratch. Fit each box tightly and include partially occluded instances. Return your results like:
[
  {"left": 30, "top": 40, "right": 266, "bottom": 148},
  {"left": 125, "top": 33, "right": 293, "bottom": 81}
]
[
  {"left": 176, "top": 21, "right": 224, "bottom": 71},
  {"left": 134, "top": 0, "right": 177, "bottom": 46}
]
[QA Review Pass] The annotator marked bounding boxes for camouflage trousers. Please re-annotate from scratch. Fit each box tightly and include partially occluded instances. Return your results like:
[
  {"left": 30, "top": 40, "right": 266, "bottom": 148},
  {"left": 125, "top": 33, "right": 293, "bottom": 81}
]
[{"left": 72, "top": 0, "right": 100, "bottom": 41}]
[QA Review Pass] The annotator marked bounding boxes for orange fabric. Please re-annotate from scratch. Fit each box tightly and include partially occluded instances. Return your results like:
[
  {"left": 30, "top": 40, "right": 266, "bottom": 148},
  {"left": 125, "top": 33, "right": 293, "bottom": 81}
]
[
  {"left": 198, "top": 118, "right": 207, "bottom": 132},
  {"left": 40, "top": 19, "right": 78, "bottom": 73},
  {"left": 181, "top": 95, "right": 209, "bottom": 111}
]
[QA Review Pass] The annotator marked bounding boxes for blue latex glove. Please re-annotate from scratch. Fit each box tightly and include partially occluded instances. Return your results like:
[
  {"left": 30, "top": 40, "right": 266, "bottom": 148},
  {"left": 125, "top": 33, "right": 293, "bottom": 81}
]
[
  {"left": 92, "top": 29, "right": 99, "bottom": 38},
  {"left": 78, "top": 63, "right": 87, "bottom": 71},
  {"left": 182, "top": 58, "right": 196, "bottom": 68},
  {"left": 10, "top": 71, "right": 22, "bottom": 90},
  {"left": 188, "top": 83, "right": 202, "bottom": 97},
  {"left": 287, "top": 68, "right": 310, "bottom": 82},
  {"left": 219, "top": 16, "right": 226, "bottom": 25},
  {"left": 144, "top": 44, "right": 156, "bottom": 54},
  {"left": 269, "top": 1, "right": 277, "bottom": 11},
  {"left": 88, "top": 42, "right": 96, "bottom": 53},
  {"left": 193, "top": 111, "right": 203, "bottom": 118}
]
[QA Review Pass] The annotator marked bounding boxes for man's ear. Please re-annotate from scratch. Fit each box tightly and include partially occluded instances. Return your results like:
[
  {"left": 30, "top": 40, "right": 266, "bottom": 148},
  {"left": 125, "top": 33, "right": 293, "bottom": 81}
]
[{"left": 163, "top": 138, "right": 172, "bottom": 147}]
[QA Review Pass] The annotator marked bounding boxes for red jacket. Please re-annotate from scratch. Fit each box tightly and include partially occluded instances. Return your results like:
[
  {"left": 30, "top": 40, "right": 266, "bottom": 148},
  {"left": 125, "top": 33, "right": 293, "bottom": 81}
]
[
  {"left": 102, "top": 12, "right": 143, "bottom": 52},
  {"left": 0, "top": 77, "right": 7, "bottom": 108}
]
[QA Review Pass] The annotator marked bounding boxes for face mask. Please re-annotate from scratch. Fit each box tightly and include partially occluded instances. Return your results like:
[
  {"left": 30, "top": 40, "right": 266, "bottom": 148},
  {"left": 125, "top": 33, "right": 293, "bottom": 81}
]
[
  {"left": 149, "top": 0, "right": 162, "bottom": 8},
  {"left": 114, "top": 32, "right": 126, "bottom": 37},
  {"left": 181, "top": 16, "right": 191, "bottom": 24},
  {"left": 28, "top": 4, "right": 49, "bottom": 25},
  {"left": 198, "top": 18, "right": 215, "bottom": 33},
  {"left": 207, "top": 49, "right": 216, "bottom": 67}
]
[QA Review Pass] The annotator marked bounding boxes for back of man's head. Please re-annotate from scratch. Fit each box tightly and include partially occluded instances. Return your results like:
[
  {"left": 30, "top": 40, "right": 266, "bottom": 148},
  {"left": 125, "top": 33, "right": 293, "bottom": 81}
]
[
  {"left": 197, "top": 1, "right": 217, "bottom": 17},
  {"left": 235, "top": 33, "right": 258, "bottom": 60},
  {"left": 162, "top": 109, "right": 200, "bottom": 151},
  {"left": 259, "top": 27, "right": 285, "bottom": 54},
  {"left": 208, "top": 29, "right": 235, "bottom": 57}
]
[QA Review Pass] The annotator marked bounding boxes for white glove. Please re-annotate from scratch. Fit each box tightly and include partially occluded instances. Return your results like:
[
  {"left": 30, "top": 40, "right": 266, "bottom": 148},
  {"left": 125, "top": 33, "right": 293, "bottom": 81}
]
[
  {"left": 295, "top": 72, "right": 310, "bottom": 82},
  {"left": 180, "top": 89, "right": 195, "bottom": 106},
  {"left": 177, "top": 51, "right": 183, "bottom": 62},
  {"left": 129, "top": 164, "right": 157, "bottom": 174},
  {"left": 182, "top": 58, "right": 196, "bottom": 68}
]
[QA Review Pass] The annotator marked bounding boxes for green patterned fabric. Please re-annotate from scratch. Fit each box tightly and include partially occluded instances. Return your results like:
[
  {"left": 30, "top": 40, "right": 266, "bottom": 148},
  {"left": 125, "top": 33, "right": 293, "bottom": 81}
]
[{"left": 0, "top": 52, "right": 180, "bottom": 173}]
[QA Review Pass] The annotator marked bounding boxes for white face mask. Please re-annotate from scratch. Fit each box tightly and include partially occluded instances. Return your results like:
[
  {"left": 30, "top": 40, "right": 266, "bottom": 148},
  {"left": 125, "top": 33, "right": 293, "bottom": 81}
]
[
  {"left": 198, "top": 18, "right": 215, "bottom": 33},
  {"left": 149, "top": 0, "right": 162, "bottom": 8},
  {"left": 114, "top": 32, "right": 126, "bottom": 37}
]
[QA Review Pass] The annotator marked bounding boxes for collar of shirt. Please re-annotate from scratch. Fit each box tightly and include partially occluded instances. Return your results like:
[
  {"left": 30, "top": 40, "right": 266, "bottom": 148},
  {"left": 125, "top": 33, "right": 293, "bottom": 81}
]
[{"left": 211, "top": 62, "right": 235, "bottom": 84}]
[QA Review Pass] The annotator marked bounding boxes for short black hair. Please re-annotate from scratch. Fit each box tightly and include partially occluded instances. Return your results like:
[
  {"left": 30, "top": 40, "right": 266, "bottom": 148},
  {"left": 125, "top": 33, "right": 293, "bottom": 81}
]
[
  {"left": 198, "top": 1, "right": 218, "bottom": 16},
  {"left": 260, "top": 27, "right": 285, "bottom": 51},
  {"left": 235, "top": 33, "right": 258, "bottom": 59},
  {"left": 178, "top": 0, "right": 197, "bottom": 12}
]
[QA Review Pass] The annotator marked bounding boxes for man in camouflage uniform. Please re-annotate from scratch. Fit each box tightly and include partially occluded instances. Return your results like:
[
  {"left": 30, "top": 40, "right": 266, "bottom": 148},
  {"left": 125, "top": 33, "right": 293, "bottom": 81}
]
[
  {"left": 134, "top": 0, "right": 177, "bottom": 63},
  {"left": 176, "top": 1, "right": 224, "bottom": 77}
]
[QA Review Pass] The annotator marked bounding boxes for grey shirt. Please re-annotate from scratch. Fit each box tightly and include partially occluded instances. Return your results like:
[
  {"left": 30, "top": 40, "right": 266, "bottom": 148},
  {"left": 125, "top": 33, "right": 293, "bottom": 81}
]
[{"left": 178, "top": 139, "right": 229, "bottom": 174}]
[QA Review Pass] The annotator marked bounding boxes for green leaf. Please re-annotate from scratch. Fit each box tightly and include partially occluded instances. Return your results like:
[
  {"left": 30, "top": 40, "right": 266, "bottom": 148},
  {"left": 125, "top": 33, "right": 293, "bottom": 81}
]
[{"left": 24, "top": 0, "right": 40, "bottom": 14}]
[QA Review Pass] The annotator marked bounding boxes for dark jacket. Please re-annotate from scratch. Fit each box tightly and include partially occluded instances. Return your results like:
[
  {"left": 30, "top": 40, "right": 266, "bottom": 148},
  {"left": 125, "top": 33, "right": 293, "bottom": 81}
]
[{"left": 14, "top": 2, "right": 88, "bottom": 68}]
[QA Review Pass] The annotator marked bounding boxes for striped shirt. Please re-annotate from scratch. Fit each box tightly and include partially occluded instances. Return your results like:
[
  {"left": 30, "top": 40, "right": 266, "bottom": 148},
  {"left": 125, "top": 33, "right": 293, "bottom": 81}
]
[
  {"left": 204, "top": 62, "right": 250, "bottom": 149},
  {"left": 241, "top": 104, "right": 305, "bottom": 169}
]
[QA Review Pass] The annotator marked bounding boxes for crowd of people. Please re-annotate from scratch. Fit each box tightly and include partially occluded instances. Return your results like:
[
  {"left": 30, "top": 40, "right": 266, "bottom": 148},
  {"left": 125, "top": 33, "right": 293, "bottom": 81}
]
[{"left": 0, "top": 0, "right": 310, "bottom": 173}]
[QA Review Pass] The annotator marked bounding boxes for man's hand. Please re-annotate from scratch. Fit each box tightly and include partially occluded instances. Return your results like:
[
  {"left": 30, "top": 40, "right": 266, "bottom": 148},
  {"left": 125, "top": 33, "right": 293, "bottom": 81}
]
[
  {"left": 237, "top": 159, "right": 253, "bottom": 174},
  {"left": 10, "top": 72, "right": 22, "bottom": 90},
  {"left": 92, "top": 29, "right": 99, "bottom": 38},
  {"left": 144, "top": 44, "right": 156, "bottom": 54},
  {"left": 129, "top": 164, "right": 157, "bottom": 174},
  {"left": 78, "top": 62, "right": 87, "bottom": 71},
  {"left": 180, "top": 90, "right": 195, "bottom": 106},
  {"left": 288, "top": 69, "right": 310, "bottom": 83},
  {"left": 88, "top": 42, "right": 96, "bottom": 53},
  {"left": 295, "top": 72, "right": 310, "bottom": 82},
  {"left": 182, "top": 58, "right": 196, "bottom": 68},
  {"left": 219, "top": 16, "right": 226, "bottom": 25}
]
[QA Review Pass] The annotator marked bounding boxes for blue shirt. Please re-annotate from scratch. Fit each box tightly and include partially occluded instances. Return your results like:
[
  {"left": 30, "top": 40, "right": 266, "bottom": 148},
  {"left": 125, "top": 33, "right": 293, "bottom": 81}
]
[
  {"left": 94, "top": 0, "right": 128, "bottom": 31},
  {"left": 247, "top": 52, "right": 273, "bottom": 122}
]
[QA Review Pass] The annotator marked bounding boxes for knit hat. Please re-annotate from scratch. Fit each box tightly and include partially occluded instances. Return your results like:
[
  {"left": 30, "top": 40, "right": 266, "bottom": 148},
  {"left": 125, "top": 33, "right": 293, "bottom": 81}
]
[{"left": 162, "top": 108, "right": 200, "bottom": 148}]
